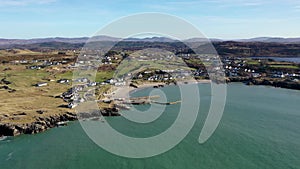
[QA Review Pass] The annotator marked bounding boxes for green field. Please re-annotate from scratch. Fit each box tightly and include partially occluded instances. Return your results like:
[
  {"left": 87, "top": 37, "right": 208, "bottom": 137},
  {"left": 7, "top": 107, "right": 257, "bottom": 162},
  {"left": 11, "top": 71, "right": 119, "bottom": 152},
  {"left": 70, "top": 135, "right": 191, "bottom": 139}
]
[
  {"left": 269, "top": 65, "right": 299, "bottom": 69},
  {"left": 115, "top": 58, "right": 195, "bottom": 78}
]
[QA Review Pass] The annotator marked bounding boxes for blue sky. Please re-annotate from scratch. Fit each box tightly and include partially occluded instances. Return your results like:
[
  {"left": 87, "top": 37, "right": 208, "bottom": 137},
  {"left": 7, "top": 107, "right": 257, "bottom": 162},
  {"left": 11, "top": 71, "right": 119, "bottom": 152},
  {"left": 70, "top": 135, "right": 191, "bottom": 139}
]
[{"left": 0, "top": 0, "right": 300, "bottom": 39}]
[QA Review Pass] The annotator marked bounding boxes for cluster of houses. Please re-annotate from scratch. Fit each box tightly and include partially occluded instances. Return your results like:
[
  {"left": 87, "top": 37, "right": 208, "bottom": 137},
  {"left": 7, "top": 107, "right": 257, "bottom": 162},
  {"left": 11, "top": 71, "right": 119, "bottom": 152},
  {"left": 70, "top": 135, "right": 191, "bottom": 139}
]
[
  {"left": 59, "top": 77, "right": 112, "bottom": 108},
  {"left": 59, "top": 77, "right": 99, "bottom": 108},
  {"left": 60, "top": 85, "right": 85, "bottom": 108},
  {"left": 35, "top": 78, "right": 70, "bottom": 87},
  {"left": 132, "top": 69, "right": 195, "bottom": 82},
  {"left": 137, "top": 54, "right": 174, "bottom": 61},
  {"left": 271, "top": 72, "right": 300, "bottom": 79},
  {"left": 12, "top": 59, "right": 70, "bottom": 69},
  {"left": 102, "top": 78, "right": 125, "bottom": 86},
  {"left": 27, "top": 60, "right": 70, "bottom": 70},
  {"left": 102, "top": 55, "right": 119, "bottom": 65},
  {"left": 221, "top": 57, "right": 300, "bottom": 80}
]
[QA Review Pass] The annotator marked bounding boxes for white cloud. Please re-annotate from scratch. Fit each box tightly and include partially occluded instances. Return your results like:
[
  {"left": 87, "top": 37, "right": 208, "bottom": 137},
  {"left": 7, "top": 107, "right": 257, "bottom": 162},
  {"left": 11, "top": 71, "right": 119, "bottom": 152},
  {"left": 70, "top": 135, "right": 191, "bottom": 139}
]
[{"left": 0, "top": 0, "right": 56, "bottom": 6}]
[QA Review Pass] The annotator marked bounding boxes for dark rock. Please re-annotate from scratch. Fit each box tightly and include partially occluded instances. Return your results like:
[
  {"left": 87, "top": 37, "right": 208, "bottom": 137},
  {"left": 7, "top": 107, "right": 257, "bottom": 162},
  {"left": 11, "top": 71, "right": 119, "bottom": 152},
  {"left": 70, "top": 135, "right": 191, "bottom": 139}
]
[
  {"left": 0, "top": 85, "right": 9, "bottom": 90},
  {"left": 0, "top": 113, "right": 78, "bottom": 136},
  {"left": 13, "top": 112, "right": 27, "bottom": 116},
  {"left": 77, "top": 108, "right": 120, "bottom": 119},
  {"left": 36, "top": 110, "right": 47, "bottom": 114},
  {"left": 8, "top": 89, "right": 16, "bottom": 93},
  {"left": 3, "top": 67, "right": 12, "bottom": 71},
  {"left": 0, "top": 78, "right": 11, "bottom": 85},
  {"left": 129, "top": 83, "right": 138, "bottom": 88}
]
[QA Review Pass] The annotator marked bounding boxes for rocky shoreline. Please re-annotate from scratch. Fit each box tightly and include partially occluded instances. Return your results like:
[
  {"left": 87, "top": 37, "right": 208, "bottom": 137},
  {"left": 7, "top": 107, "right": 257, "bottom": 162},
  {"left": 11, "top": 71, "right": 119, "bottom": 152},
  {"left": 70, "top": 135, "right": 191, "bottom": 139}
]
[
  {"left": 0, "top": 108, "right": 121, "bottom": 137},
  {"left": 227, "top": 77, "right": 300, "bottom": 90},
  {"left": 0, "top": 112, "right": 77, "bottom": 136}
]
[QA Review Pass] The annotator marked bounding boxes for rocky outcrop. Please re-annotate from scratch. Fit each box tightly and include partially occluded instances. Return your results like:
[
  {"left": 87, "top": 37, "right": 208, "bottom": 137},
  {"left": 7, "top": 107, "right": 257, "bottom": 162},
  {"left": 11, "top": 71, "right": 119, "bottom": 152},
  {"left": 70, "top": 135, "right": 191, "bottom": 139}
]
[
  {"left": 77, "top": 108, "right": 121, "bottom": 119},
  {"left": 0, "top": 112, "right": 77, "bottom": 136},
  {"left": 249, "top": 79, "right": 300, "bottom": 90},
  {"left": 227, "top": 77, "right": 300, "bottom": 90},
  {"left": 0, "top": 108, "right": 121, "bottom": 137},
  {"left": 0, "top": 78, "right": 11, "bottom": 85}
]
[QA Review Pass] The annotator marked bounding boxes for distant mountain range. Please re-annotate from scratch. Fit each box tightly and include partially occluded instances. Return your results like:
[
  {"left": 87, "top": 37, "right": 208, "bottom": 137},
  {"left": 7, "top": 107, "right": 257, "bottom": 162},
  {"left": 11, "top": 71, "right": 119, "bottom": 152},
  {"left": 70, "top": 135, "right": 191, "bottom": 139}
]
[
  {"left": 235, "top": 37, "right": 300, "bottom": 43},
  {"left": 1, "top": 36, "right": 300, "bottom": 46}
]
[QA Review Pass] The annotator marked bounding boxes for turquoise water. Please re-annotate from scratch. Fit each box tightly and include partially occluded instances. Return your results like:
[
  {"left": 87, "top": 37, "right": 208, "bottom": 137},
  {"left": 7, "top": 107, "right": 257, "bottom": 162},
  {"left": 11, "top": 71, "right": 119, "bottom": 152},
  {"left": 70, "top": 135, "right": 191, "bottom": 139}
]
[{"left": 1, "top": 83, "right": 300, "bottom": 169}]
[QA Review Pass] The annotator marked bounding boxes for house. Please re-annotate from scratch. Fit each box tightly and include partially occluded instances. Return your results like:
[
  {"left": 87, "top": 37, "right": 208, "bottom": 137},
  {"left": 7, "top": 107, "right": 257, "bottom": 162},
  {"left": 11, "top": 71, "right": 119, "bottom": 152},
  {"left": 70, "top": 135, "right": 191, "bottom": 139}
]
[
  {"left": 28, "top": 65, "right": 42, "bottom": 70},
  {"left": 107, "top": 79, "right": 117, "bottom": 84},
  {"left": 68, "top": 102, "right": 77, "bottom": 109},
  {"left": 272, "top": 72, "right": 285, "bottom": 78},
  {"left": 57, "top": 79, "right": 70, "bottom": 84},
  {"left": 74, "top": 78, "right": 89, "bottom": 83},
  {"left": 36, "top": 82, "right": 47, "bottom": 87},
  {"left": 115, "top": 82, "right": 126, "bottom": 86},
  {"left": 88, "top": 82, "right": 97, "bottom": 87},
  {"left": 251, "top": 73, "right": 261, "bottom": 78}
]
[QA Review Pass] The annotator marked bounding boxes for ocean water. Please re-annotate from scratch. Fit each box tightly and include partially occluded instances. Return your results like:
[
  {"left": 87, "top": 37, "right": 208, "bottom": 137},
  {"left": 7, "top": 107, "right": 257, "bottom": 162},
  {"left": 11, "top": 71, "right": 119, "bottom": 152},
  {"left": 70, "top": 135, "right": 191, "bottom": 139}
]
[
  {"left": 1, "top": 83, "right": 300, "bottom": 169},
  {"left": 251, "top": 56, "right": 300, "bottom": 63}
]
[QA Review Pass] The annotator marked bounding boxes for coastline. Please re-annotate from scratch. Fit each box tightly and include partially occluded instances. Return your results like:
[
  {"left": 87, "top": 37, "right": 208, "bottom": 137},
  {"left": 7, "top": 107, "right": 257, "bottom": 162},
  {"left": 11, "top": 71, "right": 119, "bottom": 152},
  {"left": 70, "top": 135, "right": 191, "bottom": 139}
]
[
  {"left": 0, "top": 112, "right": 77, "bottom": 136},
  {"left": 111, "top": 80, "right": 211, "bottom": 99},
  {"left": 111, "top": 82, "right": 165, "bottom": 99},
  {"left": 0, "top": 107, "right": 121, "bottom": 137},
  {"left": 227, "top": 77, "right": 300, "bottom": 90},
  {"left": 4, "top": 78, "right": 298, "bottom": 137}
]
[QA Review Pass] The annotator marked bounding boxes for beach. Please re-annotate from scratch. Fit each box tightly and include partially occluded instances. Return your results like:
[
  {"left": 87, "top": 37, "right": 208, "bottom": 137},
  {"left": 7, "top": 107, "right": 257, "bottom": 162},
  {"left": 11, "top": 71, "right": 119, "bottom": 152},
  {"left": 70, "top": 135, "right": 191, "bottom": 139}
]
[{"left": 111, "top": 80, "right": 211, "bottom": 99}]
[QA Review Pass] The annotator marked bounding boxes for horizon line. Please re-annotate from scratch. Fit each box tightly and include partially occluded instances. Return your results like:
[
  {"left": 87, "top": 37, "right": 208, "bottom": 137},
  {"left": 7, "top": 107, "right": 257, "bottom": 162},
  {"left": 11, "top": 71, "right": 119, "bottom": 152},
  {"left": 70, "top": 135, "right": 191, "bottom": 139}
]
[{"left": 1, "top": 35, "right": 300, "bottom": 41}]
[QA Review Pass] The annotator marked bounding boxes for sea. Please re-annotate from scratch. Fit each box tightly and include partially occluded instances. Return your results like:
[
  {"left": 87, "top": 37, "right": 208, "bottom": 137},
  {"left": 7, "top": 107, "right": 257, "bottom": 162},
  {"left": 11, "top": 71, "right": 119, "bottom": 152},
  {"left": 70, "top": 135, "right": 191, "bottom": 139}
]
[
  {"left": 251, "top": 56, "right": 300, "bottom": 63},
  {"left": 1, "top": 83, "right": 300, "bottom": 169}
]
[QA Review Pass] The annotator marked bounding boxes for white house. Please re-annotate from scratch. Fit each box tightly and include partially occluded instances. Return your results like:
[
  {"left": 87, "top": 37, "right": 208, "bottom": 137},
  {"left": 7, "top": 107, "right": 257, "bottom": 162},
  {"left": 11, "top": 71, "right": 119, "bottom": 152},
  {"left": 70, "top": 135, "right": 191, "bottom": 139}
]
[{"left": 36, "top": 82, "right": 47, "bottom": 87}]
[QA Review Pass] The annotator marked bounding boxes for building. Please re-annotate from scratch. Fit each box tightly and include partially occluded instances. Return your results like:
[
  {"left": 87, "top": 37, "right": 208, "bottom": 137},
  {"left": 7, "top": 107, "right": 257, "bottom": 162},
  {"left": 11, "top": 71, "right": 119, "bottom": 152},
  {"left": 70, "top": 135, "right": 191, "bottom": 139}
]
[
  {"left": 36, "top": 82, "right": 47, "bottom": 87},
  {"left": 57, "top": 79, "right": 70, "bottom": 84}
]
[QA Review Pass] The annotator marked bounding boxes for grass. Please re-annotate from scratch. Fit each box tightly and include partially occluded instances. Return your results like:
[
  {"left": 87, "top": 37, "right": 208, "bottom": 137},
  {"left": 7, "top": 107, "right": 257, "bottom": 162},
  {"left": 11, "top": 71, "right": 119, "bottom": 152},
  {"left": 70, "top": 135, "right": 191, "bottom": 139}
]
[
  {"left": 56, "top": 71, "right": 73, "bottom": 79},
  {"left": 95, "top": 71, "right": 114, "bottom": 82},
  {"left": 115, "top": 58, "right": 195, "bottom": 78},
  {"left": 0, "top": 63, "right": 117, "bottom": 125},
  {"left": 95, "top": 85, "right": 112, "bottom": 100},
  {"left": 247, "top": 60, "right": 260, "bottom": 65},
  {"left": 0, "top": 64, "right": 72, "bottom": 124},
  {"left": 269, "top": 65, "right": 299, "bottom": 69},
  {"left": 0, "top": 49, "right": 43, "bottom": 57}
]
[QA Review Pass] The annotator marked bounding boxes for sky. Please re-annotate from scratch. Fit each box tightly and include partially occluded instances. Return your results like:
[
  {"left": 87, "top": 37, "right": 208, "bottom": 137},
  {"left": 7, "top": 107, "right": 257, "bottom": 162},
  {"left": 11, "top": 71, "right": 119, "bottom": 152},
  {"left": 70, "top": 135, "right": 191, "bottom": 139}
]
[{"left": 0, "top": 0, "right": 300, "bottom": 39}]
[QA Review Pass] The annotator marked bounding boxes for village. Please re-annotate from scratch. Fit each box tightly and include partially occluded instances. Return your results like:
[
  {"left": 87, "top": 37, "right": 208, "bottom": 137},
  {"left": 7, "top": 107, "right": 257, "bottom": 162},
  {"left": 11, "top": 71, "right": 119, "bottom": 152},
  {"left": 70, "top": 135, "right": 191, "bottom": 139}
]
[{"left": 0, "top": 47, "right": 299, "bottom": 133}]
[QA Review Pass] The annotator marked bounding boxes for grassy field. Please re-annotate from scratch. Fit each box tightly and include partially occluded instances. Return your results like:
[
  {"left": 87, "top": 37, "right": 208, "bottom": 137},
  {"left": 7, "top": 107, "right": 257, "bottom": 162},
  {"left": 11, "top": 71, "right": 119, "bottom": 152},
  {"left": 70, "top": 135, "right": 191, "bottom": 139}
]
[
  {"left": 269, "top": 65, "right": 299, "bottom": 69},
  {"left": 0, "top": 49, "right": 43, "bottom": 57},
  {"left": 246, "top": 60, "right": 260, "bottom": 65},
  {"left": 245, "top": 58, "right": 299, "bottom": 69},
  {"left": 0, "top": 64, "right": 72, "bottom": 124},
  {"left": 115, "top": 58, "right": 195, "bottom": 78},
  {"left": 95, "top": 71, "right": 114, "bottom": 82},
  {"left": 0, "top": 63, "right": 117, "bottom": 124}
]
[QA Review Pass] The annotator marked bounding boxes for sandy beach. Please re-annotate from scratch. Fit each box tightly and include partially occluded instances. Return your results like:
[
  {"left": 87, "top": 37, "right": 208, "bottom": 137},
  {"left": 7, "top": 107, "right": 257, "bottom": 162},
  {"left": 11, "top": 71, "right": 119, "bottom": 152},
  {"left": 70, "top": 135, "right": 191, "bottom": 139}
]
[
  {"left": 111, "top": 80, "right": 211, "bottom": 99},
  {"left": 111, "top": 82, "right": 165, "bottom": 99}
]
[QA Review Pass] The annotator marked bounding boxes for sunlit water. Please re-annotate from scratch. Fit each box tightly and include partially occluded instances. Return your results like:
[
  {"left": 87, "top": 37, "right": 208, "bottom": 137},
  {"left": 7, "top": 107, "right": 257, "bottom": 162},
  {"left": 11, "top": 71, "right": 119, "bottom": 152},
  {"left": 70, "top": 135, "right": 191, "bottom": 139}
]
[{"left": 1, "top": 83, "right": 300, "bottom": 169}]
